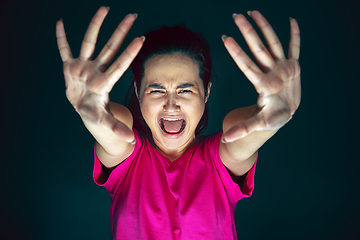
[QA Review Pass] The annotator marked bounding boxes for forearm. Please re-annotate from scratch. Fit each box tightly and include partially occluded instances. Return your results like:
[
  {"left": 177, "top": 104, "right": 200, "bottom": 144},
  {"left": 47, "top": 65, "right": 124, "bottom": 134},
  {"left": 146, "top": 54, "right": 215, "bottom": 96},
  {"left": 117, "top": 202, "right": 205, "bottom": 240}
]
[
  {"left": 81, "top": 102, "right": 135, "bottom": 167},
  {"left": 221, "top": 105, "right": 278, "bottom": 161},
  {"left": 83, "top": 119, "right": 130, "bottom": 156},
  {"left": 88, "top": 122, "right": 135, "bottom": 168}
]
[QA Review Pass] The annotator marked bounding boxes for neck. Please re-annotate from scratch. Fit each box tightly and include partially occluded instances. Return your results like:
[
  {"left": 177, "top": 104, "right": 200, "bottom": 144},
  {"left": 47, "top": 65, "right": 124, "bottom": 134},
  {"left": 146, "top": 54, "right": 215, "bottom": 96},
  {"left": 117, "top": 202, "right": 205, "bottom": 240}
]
[{"left": 153, "top": 137, "right": 197, "bottom": 162}]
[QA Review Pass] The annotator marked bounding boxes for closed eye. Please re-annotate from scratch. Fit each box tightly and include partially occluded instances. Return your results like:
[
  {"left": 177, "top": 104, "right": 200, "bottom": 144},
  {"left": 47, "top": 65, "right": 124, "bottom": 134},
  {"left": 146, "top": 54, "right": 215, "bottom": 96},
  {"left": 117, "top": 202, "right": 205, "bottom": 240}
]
[
  {"left": 150, "top": 90, "right": 165, "bottom": 94},
  {"left": 178, "top": 89, "right": 193, "bottom": 93}
]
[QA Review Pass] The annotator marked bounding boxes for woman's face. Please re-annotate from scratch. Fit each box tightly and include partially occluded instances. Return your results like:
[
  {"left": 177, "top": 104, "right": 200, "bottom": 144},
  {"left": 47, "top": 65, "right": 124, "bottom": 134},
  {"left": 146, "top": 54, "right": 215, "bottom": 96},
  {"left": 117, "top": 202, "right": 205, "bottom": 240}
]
[{"left": 138, "top": 54, "right": 209, "bottom": 154}]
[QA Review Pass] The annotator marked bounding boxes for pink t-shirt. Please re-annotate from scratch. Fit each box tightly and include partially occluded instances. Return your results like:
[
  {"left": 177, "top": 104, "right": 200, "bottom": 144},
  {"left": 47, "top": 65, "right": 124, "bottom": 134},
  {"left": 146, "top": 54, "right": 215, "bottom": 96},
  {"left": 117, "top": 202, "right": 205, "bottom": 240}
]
[{"left": 93, "top": 129, "right": 256, "bottom": 240}]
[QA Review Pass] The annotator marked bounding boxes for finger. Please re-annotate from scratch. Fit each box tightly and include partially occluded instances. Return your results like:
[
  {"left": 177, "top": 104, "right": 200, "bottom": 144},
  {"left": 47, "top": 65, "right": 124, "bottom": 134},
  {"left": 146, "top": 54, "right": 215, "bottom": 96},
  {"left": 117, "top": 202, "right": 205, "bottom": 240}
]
[
  {"left": 95, "top": 13, "right": 138, "bottom": 71},
  {"left": 247, "top": 11, "right": 286, "bottom": 61},
  {"left": 104, "top": 36, "right": 145, "bottom": 92},
  {"left": 222, "top": 36, "right": 264, "bottom": 90},
  {"left": 79, "top": 6, "right": 109, "bottom": 61},
  {"left": 56, "top": 19, "right": 73, "bottom": 62},
  {"left": 288, "top": 17, "right": 300, "bottom": 60},
  {"left": 100, "top": 113, "right": 136, "bottom": 143},
  {"left": 222, "top": 114, "right": 263, "bottom": 142},
  {"left": 232, "top": 13, "right": 275, "bottom": 71}
]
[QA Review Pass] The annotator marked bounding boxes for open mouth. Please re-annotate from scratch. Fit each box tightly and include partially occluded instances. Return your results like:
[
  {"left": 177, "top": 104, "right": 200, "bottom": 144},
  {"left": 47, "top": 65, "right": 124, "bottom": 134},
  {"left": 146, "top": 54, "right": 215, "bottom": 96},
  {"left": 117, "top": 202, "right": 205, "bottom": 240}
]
[{"left": 160, "top": 118, "right": 186, "bottom": 135}]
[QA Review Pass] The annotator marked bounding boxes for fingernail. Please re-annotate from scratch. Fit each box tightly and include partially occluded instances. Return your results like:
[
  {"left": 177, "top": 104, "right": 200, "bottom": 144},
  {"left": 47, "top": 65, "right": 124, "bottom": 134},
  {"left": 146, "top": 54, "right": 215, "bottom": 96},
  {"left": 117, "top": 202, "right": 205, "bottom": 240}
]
[
  {"left": 105, "top": 6, "right": 110, "bottom": 10},
  {"left": 59, "top": 18, "right": 63, "bottom": 22},
  {"left": 247, "top": 11, "right": 252, "bottom": 16},
  {"left": 232, "top": 13, "right": 237, "bottom": 19},
  {"left": 133, "top": 13, "right": 138, "bottom": 19},
  {"left": 140, "top": 36, "right": 146, "bottom": 42},
  {"left": 221, "top": 35, "right": 227, "bottom": 42}
]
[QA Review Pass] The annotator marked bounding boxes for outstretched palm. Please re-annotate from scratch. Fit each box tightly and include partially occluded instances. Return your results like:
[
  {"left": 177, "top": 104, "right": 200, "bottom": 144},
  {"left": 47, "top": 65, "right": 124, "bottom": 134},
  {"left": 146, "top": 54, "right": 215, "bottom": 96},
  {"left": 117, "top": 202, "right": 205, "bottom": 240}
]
[
  {"left": 56, "top": 7, "right": 144, "bottom": 142},
  {"left": 222, "top": 11, "right": 301, "bottom": 142}
]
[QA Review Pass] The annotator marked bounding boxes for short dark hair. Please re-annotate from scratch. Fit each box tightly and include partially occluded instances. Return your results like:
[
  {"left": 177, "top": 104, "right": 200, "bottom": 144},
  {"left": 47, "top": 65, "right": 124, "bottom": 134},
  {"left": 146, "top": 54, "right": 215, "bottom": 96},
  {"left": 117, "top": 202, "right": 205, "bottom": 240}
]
[{"left": 126, "top": 25, "right": 212, "bottom": 139}]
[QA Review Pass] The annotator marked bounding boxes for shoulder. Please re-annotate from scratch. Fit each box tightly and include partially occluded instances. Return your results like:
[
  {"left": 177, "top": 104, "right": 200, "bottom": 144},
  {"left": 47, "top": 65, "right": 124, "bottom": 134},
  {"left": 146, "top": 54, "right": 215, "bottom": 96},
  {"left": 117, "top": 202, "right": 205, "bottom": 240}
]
[
  {"left": 201, "top": 132, "right": 257, "bottom": 180},
  {"left": 191, "top": 132, "right": 223, "bottom": 159},
  {"left": 199, "top": 132, "right": 223, "bottom": 145}
]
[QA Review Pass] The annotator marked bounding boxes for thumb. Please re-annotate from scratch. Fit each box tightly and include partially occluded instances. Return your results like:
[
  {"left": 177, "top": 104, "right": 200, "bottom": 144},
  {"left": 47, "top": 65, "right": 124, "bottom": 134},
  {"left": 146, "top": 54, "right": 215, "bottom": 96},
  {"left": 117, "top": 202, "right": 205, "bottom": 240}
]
[{"left": 222, "top": 114, "right": 263, "bottom": 143}]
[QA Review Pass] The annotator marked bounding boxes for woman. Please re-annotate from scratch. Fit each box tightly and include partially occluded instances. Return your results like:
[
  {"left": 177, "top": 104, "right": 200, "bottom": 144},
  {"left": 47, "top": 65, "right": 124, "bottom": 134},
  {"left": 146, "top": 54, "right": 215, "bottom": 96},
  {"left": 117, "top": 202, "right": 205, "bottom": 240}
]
[{"left": 56, "top": 6, "right": 300, "bottom": 240}]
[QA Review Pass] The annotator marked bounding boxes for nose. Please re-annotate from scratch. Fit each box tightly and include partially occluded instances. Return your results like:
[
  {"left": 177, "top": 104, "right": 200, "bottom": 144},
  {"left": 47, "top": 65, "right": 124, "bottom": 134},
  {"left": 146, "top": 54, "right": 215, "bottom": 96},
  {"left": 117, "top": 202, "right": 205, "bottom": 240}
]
[{"left": 163, "top": 93, "right": 180, "bottom": 113}]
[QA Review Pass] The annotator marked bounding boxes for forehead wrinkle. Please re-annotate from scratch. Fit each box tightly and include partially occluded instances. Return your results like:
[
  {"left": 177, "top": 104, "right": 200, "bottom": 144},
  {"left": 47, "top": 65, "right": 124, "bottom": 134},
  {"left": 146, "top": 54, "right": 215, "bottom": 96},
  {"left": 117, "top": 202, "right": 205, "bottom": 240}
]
[
  {"left": 144, "top": 54, "right": 199, "bottom": 78},
  {"left": 146, "top": 68, "right": 197, "bottom": 81},
  {"left": 142, "top": 54, "right": 203, "bottom": 92}
]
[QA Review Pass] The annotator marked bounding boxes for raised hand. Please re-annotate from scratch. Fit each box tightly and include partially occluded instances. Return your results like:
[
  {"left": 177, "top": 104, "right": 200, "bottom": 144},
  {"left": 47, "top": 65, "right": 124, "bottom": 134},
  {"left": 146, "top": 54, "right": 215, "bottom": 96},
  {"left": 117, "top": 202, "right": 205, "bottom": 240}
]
[
  {"left": 56, "top": 7, "right": 144, "bottom": 143},
  {"left": 222, "top": 11, "right": 301, "bottom": 142}
]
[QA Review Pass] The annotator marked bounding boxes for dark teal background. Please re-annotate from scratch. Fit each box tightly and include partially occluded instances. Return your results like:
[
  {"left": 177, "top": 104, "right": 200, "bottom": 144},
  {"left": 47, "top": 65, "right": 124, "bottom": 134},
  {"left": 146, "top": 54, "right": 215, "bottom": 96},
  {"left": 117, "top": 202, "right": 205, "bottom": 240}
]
[{"left": 1, "top": 0, "right": 359, "bottom": 239}]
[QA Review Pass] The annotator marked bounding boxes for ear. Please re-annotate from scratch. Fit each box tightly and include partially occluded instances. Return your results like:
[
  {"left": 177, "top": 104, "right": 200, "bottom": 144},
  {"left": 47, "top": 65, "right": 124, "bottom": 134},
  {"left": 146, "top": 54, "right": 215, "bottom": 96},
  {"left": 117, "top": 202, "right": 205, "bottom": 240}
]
[
  {"left": 134, "top": 81, "right": 140, "bottom": 100},
  {"left": 205, "top": 82, "right": 212, "bottom": 103}
]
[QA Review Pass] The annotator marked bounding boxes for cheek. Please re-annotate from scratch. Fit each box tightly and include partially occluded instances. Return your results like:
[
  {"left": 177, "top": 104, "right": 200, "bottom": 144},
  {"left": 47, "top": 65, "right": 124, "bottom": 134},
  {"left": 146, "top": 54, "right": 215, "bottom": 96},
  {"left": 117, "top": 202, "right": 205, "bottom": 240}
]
[
  {"left": 182, "top": 98, "right": 206, "bottom": 120},
  {"left": 140, "top": 98, "right": 161, "bottom": 124}
]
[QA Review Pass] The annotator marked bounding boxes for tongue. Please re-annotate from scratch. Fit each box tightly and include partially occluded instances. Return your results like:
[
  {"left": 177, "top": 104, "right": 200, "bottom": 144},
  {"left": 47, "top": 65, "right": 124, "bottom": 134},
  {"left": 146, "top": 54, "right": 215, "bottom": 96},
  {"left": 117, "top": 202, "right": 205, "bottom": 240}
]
[{"left": 163, "top": 119, "right": 183, "bottom": 133}]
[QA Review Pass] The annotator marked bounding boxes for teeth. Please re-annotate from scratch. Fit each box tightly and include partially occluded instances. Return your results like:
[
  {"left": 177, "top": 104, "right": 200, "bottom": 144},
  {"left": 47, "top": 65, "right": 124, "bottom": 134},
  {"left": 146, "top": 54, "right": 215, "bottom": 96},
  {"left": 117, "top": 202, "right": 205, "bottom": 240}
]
[{"left": 162, "top": 118, "right": 182, "bottom": 121}]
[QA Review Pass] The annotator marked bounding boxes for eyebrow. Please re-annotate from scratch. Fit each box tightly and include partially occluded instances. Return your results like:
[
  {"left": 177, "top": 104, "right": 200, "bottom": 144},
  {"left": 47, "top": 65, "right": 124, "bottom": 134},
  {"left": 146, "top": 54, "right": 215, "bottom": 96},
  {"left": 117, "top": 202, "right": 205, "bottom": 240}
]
[
  {"left": 147, "top": 83, "right": 196, "bottom": 89},
  {"left": 147, "top": 84, "right": 165, "bottom": 89},
  {"left": 177, "top": 83, "right": 195, "bottom": 89}
]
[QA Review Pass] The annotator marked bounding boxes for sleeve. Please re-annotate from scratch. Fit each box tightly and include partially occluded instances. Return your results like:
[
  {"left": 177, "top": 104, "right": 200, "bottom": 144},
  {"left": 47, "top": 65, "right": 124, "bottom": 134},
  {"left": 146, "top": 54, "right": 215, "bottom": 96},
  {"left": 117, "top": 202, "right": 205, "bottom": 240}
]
[
  {"left": 208, "top": 132, "right": 257, "bottom": 204},
  {"left": 92, "top": 129, "right": 142, "bottom": 194}
]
